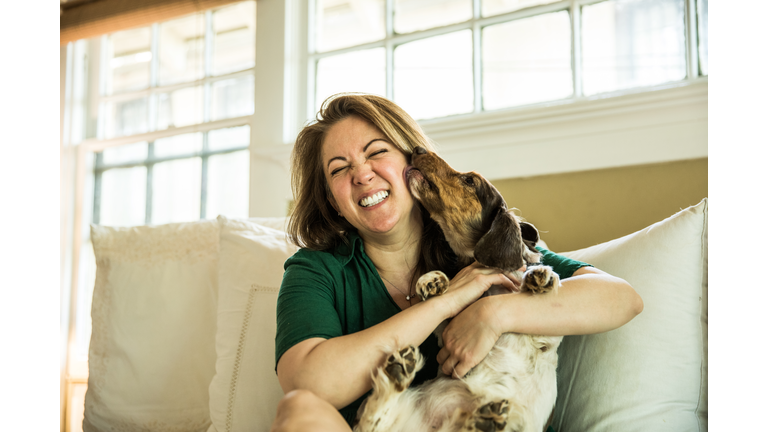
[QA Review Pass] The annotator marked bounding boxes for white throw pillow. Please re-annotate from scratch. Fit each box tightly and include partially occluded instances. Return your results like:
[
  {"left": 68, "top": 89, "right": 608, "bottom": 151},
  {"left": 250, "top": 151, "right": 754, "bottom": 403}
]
[
  {"left": 85, "top": 220, "right": 220, "bottom": 432},
  {"left": 207, "top": 216, "right": 298, "bottom": 432},
  {"left": 553, "top": 198, "right": 708, "bottom": 432}
]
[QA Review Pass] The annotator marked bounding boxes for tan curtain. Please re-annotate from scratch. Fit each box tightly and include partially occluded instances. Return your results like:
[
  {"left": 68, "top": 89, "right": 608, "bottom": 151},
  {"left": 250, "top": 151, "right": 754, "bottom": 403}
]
[{"left": 60, "top": 0, "right": 242, "bottom": 45}]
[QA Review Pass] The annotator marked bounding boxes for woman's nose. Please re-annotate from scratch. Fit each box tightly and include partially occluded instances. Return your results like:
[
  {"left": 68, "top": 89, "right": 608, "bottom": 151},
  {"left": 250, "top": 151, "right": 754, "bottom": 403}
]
[{"left": 352, "top": 163, "right": 375, "bottom": 184}]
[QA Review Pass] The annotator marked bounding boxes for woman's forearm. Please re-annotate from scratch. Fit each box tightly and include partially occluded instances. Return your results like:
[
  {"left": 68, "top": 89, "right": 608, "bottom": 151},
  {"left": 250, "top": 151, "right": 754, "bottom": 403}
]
[
  {"left": 278, "top": 264, "right": 520, "bottom": 408},
  {"left": 490, "top": 267, "right": 643, "bottom": 336},
  {"left": 277, "top": 296, "right": 452, "bottom": 409}
]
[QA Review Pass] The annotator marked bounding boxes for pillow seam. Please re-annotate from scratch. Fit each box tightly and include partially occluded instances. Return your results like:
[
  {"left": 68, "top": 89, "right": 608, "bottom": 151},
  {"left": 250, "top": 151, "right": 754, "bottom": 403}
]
[
  {"left": 695, "top": 198, "right": 708, "bottom": 432},
  {"left": 225, "top": 286, "right": 258, "bottom": 432}
]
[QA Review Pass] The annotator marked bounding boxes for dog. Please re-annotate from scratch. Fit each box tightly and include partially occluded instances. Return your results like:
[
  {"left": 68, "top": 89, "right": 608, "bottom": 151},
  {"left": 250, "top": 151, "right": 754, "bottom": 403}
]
[{"left": 353, "top": 147, "right": 562, "bottom": 432}]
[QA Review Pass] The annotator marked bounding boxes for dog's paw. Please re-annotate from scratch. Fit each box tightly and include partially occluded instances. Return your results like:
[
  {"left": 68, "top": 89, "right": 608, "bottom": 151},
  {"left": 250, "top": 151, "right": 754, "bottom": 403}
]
[
  {"left": 469, "top": 400, "right": 510, "bottom": 432},
  {"left": 522, "top": 265, "right": 560, "bottom": 294},
  {"left": 383, "top": 346, "right": 422, "bottom": 392},
  {"left": 416, "top": 270, "right": 449, "bottom": 301}
]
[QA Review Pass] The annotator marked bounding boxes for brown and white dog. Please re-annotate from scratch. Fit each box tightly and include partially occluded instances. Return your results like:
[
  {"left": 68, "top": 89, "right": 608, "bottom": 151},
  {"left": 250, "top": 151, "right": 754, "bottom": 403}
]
[{"left": 353, "top": 147, "right": 562, "bottom": 432}]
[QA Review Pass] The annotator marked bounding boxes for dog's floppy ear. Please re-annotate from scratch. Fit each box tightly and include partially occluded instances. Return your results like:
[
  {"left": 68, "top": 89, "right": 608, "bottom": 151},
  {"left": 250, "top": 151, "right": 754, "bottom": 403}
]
[
  {"left": 474, "top": 208, "right": 525, "bottom": 272},
  {"left": 519, "top": 221, "right": 540, "bottom": 252}
]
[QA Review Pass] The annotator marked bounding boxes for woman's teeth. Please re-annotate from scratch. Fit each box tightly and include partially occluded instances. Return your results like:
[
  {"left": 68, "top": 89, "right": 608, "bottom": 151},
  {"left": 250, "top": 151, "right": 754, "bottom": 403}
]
[{"left": 360, "top": 191, "right": 389, "bottom": 207}]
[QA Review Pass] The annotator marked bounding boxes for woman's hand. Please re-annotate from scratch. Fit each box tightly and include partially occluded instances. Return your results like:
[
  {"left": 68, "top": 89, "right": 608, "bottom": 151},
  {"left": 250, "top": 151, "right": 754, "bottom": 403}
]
[
  {"left": 436, "top": 295, "right": 505, "bottom": 378},
  {"left": 438, "top": 262, "right": 519, "bottom": 318}
]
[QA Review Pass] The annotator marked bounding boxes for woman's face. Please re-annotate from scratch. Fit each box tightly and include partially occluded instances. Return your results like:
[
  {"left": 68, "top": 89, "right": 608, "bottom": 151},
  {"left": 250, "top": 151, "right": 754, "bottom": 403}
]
[{"left": 321, "top": 115, "right": 418, "bottom": 239}]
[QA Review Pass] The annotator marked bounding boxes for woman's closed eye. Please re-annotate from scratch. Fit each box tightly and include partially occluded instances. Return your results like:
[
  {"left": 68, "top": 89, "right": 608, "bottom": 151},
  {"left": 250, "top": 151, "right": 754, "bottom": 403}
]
[
  {"left": 330, "top": 165, "right": 348, "bottom": 176},
  {"left": 368, "top": 149, "right": 387, "bottom": 158}
]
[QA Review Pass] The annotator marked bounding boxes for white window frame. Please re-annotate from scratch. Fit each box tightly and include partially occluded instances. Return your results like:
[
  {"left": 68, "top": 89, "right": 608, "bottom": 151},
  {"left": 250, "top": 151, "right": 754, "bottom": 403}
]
[
  {"left": 304, "top": 0, "right": 708, "bottom": 180},
  {"left": 60, "top": 2, "right": 299, "bottom": 424}
]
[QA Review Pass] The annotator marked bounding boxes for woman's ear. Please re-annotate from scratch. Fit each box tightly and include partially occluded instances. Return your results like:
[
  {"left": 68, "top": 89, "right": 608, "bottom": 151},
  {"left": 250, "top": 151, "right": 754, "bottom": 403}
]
[{"left": 474, "top": 208, "right": 525, "bottom": 272}]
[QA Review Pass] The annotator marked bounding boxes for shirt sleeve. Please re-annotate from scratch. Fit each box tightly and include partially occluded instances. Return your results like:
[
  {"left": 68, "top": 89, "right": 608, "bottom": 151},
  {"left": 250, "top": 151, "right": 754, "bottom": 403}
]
[
  {"left": 535, "top": 246, "right": 592, "bottom": 279},
  {"left": 275, "top": 250, "right": 344, "bottom": 367}
]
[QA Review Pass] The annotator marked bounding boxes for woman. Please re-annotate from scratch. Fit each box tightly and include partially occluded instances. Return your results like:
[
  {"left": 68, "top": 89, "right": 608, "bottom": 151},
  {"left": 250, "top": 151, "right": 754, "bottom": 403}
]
[{"left": 272, "top": 94, "right": 643, "bottom": 432}]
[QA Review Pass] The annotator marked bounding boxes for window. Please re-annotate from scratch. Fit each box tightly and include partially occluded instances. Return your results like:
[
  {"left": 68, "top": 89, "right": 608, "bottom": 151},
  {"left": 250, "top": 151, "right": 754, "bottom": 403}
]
[
  {"left": 310, "top": 0, "right": 708, "bottom": 120},
  {"left": 65, "top": 0, "right": 256, "bottom": 367}
]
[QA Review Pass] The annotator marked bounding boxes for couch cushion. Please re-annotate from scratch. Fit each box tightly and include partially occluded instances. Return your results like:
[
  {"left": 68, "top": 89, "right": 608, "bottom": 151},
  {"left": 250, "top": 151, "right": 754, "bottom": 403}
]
[
  {"left": 207, "top": 216, "right": 297, "bottom": 432},
  {"left": 553, "top": 198, "right": 708, "bottom": 432},
  {"left": 85, "top": 220, "right": 220, "bottom": 432}
]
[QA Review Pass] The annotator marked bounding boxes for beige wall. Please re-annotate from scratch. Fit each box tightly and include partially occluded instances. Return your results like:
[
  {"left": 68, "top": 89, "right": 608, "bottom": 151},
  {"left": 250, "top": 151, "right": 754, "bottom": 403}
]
[{"left": 492, "top": 158, "right": 708, "bottom": 253}]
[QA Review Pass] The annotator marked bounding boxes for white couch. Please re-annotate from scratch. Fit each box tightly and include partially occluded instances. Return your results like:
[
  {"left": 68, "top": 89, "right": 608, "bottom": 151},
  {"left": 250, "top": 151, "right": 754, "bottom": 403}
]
[{"left": 82, "top": 199, "right": 708, "bottom": 432}]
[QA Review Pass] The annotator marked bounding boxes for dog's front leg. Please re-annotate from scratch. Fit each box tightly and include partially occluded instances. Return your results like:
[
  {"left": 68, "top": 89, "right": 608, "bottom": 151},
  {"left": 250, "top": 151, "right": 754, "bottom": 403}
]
[
  {"left": 415, "top": 271, "right": 451, "bottom": 348},
  {"left": 521, "top": 266, "right": 560, "bottom": 295},
  {"left": 354, "top": 346, "right": 424, "bottom": 432}
]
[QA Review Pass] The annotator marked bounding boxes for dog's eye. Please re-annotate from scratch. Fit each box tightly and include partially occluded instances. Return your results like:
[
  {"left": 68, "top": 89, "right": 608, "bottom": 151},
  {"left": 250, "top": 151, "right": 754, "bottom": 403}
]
[{"left": 463, "top": 176, "right": 475, "bottom": 186}]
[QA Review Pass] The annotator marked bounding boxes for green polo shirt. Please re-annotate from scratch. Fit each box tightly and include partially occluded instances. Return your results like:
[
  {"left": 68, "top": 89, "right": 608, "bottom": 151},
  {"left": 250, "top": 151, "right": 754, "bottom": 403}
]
[{"left": 275, "top": 231, "right": 590, "bottom": 425}]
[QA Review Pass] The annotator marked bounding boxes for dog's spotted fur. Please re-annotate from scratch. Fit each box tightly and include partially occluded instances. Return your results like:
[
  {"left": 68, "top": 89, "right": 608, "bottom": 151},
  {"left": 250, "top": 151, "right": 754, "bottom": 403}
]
[{"left": 353, "top": 147, "right": 563, "bottom": 432}]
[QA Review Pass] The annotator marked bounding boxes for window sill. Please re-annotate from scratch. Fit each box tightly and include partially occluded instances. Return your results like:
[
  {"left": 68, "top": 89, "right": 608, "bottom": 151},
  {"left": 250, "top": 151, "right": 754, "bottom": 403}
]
[{"left": 419, "top": 78, "right": 708, "bottom": 180}]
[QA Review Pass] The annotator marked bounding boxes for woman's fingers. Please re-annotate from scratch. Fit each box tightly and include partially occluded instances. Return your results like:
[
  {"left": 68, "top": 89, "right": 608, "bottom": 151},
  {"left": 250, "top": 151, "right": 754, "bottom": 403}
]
[
  {"left": 436, "top": 347, "right": 449, "bottom": 365},
  {"left": 438, "top": 348, "right": 461, "bottom": 377}
]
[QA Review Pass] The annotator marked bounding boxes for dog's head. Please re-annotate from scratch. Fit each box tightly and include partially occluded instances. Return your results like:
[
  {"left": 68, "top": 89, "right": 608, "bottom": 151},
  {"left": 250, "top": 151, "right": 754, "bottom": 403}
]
[{"left": 407, "top": 146, "right": 539, "bottom": 273}]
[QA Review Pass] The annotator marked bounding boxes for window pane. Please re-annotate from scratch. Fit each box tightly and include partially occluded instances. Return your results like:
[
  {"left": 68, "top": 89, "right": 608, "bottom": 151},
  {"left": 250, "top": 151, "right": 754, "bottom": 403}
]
[
  {"left": 209, "top": 125, "right": 250, "bottom": 151},
  {"left": 100, "top": 166, "right": 147, "bottom": 226},
  {"left": 697, "top": 0, "right": 708, "bottom": 76},
  {"left": 154, "top": 133, "right": 203, "bottom": 158},
  {"left": 213, "top": 1, "right": 257, "bottom": 76},
  {"left": 159, "top": 13, "right": 206, "bottom": 86},
  {"left": 581, "top": 0, "right": 686, "bottom": 96},
  {"left": 394, "top": 30, "right": 473, "bottom": 120},
  {"left": 211, "top": 76, "right": 255, "bottom": 120},
  {"left": 482, "top": 0, "right": 560, "bottom": 17},
  {"left": 101, "top": 142, "right": 148, "bottom": 165},
  {"left": 151, "top": 158, "right": 202, "bottom": 225},
  {"left": 157, "top": 86, "right": 204, "bottom": 130},
  {"left": 316, "top": 0, "right": 386, "bottom": 52},
  {"left": 106, "top": 27, "right": 152, "bottom": 95},
  {"left": 207, "top": 150, "right": 250, "bottom": 219},
  {"left": 105, "top": 97, "right": 149, "bottom": 138},
  {"left": 316, "top": 48, "right": 386, "bottom": 111},
  {"left": 483, "top": 12, "right": 572, "bottom": 110},
  {"left": 394, "top": 0, "right": 472, "bottom": 34}
]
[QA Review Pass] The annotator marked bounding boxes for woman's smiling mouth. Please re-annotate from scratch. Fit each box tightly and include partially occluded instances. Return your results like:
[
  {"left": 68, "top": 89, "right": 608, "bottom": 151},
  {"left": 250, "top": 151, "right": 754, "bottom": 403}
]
[{"left": 359, "top": 191, "right": 389, "bottom": 207}]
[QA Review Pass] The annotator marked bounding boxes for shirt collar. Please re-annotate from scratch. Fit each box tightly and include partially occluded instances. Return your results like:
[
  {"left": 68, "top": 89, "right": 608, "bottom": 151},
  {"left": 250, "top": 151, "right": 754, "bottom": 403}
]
[{"left": 332, "top": 230, "right": 365, "bottom": 266}]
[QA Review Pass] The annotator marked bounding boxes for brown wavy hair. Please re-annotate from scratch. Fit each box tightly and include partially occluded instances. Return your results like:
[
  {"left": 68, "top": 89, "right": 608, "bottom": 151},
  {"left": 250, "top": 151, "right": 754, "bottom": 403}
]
[{"left": 287, "top": 93, "right": 459, "bottom": 282}]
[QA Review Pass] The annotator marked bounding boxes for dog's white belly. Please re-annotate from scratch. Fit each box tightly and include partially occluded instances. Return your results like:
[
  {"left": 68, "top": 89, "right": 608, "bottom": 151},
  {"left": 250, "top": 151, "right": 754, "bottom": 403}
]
[
  {"left": 372, "top": 334, "right": 562, "bottom": 432},
  {"left": 464, "top": 333, "right": 562, "bottom": 432}
]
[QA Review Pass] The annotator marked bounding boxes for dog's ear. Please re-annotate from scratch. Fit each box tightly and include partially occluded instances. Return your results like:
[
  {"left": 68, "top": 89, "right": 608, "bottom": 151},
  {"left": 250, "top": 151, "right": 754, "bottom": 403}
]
[
  {"left": 519, "top": 221, "right": 540, "bottom": 252},
  {"left": 474, "top": 208, "right": 525, "bottom": 272}
]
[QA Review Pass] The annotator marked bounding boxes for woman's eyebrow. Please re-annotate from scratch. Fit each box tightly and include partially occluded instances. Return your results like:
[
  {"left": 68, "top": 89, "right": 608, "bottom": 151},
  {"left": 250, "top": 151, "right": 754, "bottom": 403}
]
[{"left": 325, "top": 138, "right": 387, "bottom": 170}]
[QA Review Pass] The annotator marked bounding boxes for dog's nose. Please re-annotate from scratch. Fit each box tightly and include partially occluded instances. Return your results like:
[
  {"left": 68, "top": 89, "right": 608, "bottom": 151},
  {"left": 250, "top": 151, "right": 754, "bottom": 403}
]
[{"left": 413, "top": 146, "right": 427, "bottom": 155}]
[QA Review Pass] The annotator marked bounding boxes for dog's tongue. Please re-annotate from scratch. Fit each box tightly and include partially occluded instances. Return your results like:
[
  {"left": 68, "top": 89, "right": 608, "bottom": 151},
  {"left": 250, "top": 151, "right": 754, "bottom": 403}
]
[{"left": 404, "top": 165, "right": 423, "bottom": 182}]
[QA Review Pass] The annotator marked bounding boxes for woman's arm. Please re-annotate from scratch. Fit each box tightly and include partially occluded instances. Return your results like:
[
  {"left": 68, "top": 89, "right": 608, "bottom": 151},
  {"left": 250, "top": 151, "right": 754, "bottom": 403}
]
[
  {"left": 436, "top": 266, "right": 643, "bottom": 378},
  {"left": 276, "top": 264, "right": 519, "bottom": 409}
]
